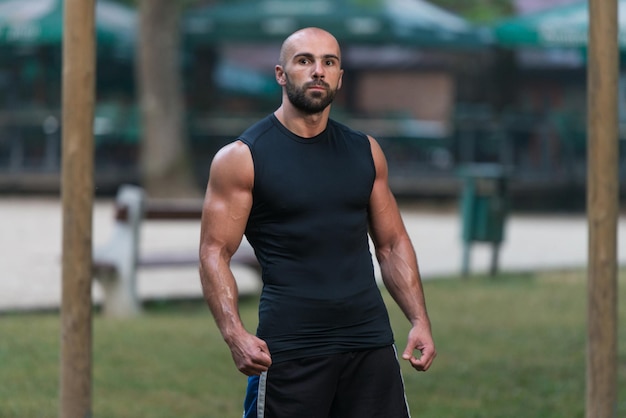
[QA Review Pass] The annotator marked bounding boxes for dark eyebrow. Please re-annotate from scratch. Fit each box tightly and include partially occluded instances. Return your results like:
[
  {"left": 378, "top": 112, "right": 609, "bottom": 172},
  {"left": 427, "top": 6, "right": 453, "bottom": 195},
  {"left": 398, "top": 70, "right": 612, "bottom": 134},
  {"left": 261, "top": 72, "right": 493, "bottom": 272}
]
[
  {"left": 294, "top": 53, "right": 340, "bottom": 62},
  {"left": 294, "top": 52, "right": 314, "bottom": 61}
]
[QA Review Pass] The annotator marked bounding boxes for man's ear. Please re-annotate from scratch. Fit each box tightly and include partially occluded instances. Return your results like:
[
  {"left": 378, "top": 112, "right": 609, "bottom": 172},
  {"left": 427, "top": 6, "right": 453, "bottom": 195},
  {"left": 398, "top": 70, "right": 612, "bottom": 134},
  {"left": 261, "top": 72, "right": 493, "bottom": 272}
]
[
  {"left": 275, "top": 65, "right": 287, "bottom": 86},
  {"left": 337, "top": 69, "right": 344, "bottom": 90}
]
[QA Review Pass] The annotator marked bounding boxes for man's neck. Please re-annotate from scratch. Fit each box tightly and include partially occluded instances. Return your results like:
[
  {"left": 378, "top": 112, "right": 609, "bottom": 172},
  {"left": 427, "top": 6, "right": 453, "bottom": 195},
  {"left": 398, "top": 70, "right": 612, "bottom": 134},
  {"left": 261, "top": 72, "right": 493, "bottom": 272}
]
[{"left": 274, "top": 104, "right": 331, "bottom": 138}]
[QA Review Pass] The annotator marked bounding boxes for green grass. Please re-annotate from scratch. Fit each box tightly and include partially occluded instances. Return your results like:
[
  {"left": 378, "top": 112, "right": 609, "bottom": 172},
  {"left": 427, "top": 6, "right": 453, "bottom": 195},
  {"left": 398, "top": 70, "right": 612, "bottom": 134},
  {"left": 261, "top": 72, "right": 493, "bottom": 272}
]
[{"left": 1, "top": 271, "right": 625, "bottom": 417}]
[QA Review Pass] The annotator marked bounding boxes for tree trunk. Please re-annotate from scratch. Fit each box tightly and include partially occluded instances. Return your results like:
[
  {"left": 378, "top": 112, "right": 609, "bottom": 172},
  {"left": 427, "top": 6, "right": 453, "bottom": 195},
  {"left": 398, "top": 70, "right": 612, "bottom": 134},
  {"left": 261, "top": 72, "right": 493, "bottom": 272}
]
[{"left": 136, "top": 0, "right": 199, "bottom": 198}]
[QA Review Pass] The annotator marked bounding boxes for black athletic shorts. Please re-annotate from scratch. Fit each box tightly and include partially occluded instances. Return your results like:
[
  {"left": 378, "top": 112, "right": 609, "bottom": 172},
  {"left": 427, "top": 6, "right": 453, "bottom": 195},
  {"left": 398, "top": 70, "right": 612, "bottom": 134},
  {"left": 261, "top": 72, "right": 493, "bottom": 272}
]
[{"left": 243, "top": 345, "right": 411, "bottom": 418}]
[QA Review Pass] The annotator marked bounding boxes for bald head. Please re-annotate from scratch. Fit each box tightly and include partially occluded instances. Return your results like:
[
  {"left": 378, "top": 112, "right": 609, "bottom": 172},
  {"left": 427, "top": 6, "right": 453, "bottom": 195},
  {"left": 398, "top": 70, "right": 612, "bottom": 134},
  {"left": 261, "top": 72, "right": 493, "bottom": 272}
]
[{"left": 279, "top": 27, "right": 341, "bottom": 67}]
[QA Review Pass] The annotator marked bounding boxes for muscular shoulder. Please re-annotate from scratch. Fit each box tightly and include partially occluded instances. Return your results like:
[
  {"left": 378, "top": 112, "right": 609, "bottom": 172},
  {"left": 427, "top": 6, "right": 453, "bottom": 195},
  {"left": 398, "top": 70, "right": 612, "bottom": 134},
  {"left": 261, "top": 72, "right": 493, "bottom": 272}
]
[
  {"left": 366, "top": 135, "right": 389, "bottom": 180},
  {"left": 208, "top": 140, "right": 254, "bottom": 193}
]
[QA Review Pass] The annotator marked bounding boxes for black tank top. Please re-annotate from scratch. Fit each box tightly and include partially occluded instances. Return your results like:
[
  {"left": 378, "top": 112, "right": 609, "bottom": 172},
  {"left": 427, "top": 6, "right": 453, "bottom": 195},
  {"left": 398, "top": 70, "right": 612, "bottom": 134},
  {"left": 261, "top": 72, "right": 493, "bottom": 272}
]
[{"left": 239, "top": 114, "right": 394, "bottom": 363}]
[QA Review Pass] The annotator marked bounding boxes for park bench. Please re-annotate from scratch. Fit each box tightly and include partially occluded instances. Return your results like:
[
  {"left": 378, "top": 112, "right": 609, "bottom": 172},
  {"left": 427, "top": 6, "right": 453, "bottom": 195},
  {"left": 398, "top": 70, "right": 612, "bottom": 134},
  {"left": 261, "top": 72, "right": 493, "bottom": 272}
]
[{"left": 92, "top": 184, "right": 260, "bottom": 317}]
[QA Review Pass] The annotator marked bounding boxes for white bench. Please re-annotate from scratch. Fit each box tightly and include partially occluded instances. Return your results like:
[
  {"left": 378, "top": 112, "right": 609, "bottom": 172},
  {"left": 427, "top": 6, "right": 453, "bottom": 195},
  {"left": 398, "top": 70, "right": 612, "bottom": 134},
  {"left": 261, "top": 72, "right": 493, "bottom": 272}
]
[{"left": 93, "top": 184, "right": 259, "bottom": 317}]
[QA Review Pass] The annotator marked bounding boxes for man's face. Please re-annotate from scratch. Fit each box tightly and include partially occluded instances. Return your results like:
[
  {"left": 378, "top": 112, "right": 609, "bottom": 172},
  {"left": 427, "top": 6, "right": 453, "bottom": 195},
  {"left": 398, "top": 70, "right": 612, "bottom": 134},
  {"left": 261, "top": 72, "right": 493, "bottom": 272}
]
[
  {"left": 277, "top": 30, "right": 344, "bottom": 114},
  {"left": 284, "top": 71, "right": 337, "bottom": 114}
]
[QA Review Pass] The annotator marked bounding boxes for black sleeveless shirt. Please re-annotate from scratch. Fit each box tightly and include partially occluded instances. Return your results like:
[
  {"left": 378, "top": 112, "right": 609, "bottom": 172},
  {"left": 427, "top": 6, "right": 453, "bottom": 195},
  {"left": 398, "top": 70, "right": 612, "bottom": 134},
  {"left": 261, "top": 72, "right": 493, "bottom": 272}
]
[{"left": 239, "top": 114, "right": 394, "bottom": 363}]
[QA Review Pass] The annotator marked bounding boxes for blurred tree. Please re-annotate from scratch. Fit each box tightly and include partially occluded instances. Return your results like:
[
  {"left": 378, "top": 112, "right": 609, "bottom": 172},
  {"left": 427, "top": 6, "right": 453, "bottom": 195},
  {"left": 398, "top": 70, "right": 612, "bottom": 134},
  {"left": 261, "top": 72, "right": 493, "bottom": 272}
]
[
  {"left": 135, "top": 0, "right": 200, "bottom": 198},
  {"left": 118, "top": 0, "right": 217, "bottom": 197},
  {"left": 429, "top": 0, "right": 515, "bottom": 23}
]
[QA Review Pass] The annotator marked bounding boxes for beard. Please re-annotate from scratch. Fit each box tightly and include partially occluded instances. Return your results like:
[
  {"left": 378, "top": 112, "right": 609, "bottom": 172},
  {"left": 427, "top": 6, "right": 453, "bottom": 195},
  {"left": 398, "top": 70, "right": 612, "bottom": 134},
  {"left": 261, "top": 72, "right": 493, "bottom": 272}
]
[{"left": 285, "top": 75, "right": 337, "bottom": 114}]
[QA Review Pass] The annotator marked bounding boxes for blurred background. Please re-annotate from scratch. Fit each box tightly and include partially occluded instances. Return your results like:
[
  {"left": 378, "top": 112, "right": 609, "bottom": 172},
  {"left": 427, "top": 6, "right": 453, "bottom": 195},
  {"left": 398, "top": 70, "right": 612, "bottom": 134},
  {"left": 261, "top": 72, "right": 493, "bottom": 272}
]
[
  {"left": 1, "top": 5, "right": 624, "bottom": 415},
  {"left": 0, "top": 0, "right": 621, "bottom": 211}
]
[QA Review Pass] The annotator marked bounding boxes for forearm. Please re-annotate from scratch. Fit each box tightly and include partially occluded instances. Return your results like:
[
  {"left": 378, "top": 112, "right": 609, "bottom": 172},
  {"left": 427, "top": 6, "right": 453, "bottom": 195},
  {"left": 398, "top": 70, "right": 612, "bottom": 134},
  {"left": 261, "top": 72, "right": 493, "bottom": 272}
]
[
  {"left": 199, "top": 252, "right": 246, "bottom": 342},
  {"left": 377, "top": 236, "right": 431, "bottom": 329},
  {"left": 199, "top": 249, "right": 272, "bottom": 375}
]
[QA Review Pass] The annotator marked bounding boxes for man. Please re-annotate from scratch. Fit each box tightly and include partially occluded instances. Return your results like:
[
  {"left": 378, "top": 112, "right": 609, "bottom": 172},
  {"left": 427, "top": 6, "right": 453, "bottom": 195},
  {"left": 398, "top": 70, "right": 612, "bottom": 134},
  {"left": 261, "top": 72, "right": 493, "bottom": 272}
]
[{"left": 199, "top": 27, "right": 436, "bottom": 418}]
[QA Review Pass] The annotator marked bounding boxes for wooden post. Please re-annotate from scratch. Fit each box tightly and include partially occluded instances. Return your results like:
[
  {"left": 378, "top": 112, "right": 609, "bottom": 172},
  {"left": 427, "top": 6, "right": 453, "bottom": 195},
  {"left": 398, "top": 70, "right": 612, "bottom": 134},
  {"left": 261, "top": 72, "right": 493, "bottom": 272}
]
[
  {"left": 59, "top": 0, "right": 96, "bottom": 417},
  {"left": 586, "top": 0, "right": 618, "bottom": 417}
]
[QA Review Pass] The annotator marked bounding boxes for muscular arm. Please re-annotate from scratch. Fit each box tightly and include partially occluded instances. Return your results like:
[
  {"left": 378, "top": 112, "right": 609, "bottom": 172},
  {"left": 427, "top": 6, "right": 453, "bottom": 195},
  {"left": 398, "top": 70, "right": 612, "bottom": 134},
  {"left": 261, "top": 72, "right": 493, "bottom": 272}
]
[
  {"left": 199, "top": 141, "right": 271, "bottom": 376},
  {"left": 367, "top": 136, "right": 436, "bottom": 372}
]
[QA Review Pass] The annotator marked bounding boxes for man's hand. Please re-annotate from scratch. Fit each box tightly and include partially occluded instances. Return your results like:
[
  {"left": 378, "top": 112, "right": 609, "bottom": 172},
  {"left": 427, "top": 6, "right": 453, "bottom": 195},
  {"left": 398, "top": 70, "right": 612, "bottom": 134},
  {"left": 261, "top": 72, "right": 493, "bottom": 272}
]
[
  {"left": 402, "top": 323, "right": 436, "bottom": 372},
  {"left": 227, "top": 332, "right": 272, "bottom": 376}
]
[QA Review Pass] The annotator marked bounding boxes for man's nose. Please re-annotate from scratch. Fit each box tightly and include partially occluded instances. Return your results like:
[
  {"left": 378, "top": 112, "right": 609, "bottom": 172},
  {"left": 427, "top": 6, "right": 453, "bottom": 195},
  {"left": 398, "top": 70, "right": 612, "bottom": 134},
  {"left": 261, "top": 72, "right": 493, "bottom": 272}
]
[{"left": 312, "top": 61, "right": 325, "bottom": 78}]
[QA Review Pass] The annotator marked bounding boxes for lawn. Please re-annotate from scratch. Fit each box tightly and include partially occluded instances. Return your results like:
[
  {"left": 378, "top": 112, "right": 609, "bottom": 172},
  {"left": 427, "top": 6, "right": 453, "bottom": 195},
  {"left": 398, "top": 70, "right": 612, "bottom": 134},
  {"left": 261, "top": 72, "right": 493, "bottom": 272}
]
[{"left": 1, "top": 271, "right": 625, "bottom": 417}]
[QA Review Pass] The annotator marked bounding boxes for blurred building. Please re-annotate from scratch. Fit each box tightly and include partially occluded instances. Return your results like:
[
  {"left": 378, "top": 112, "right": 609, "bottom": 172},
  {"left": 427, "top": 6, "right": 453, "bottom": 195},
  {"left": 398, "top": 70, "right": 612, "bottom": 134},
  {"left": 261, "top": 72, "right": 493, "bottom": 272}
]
[
  {"left": 514, "top": 0, "right": 579, "bottom": 14},
  {"left": 459, "top": 0, "right": 626, "bottom": 209},
  {"left": 0, "top": 0, "right": 137, "bottom": 193},
  {"left": 0, "top": 0, "right": 622, "bottom": 211}
]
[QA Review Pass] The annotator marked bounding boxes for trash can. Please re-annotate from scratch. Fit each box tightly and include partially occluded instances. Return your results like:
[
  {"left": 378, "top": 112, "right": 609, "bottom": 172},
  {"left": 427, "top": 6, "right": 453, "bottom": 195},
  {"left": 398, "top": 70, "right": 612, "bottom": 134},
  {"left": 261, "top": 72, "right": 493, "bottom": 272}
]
[{"left": 458, "top": 163, "right": 509, "bottom": 276}]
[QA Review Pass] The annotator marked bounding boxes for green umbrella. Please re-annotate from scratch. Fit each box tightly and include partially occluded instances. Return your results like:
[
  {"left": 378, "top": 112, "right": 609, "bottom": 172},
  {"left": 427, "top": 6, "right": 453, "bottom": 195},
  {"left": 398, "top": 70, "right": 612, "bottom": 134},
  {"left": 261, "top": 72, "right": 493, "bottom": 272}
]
[
  {"left": 0, "top": 0, "right": 136, "bottom": 54},
  {"left": 184, "top": 0, "right": 490, "bottom": 49},
  {"left": 493, "top": 0, "right": 626, "bottom": 49}
]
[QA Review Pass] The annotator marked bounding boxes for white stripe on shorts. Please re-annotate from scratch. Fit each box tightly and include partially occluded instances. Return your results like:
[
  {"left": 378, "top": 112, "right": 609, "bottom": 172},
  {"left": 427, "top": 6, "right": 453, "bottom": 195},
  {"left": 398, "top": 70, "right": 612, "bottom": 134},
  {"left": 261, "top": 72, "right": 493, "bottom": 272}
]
[{"left": 257, "top": 371, "right": 268, "bottom": 417}]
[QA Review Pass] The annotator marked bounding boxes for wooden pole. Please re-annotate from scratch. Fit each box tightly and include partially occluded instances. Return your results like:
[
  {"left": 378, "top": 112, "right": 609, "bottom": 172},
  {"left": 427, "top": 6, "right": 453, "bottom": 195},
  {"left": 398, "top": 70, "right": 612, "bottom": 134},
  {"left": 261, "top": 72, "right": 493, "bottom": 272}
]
[
  {"left": 59, "top": 0, "right": 96, "bottom": 417},
  {"left": 586, "top": 0, "right": 618, "bottom": 417}
]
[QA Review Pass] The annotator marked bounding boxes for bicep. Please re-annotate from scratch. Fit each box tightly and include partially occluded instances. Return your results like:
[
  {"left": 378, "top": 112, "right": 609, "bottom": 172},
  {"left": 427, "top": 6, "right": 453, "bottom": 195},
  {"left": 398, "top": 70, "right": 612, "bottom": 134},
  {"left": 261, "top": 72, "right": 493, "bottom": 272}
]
[{"left": 200, "top": 141, "right": 254, "bottom": 259}]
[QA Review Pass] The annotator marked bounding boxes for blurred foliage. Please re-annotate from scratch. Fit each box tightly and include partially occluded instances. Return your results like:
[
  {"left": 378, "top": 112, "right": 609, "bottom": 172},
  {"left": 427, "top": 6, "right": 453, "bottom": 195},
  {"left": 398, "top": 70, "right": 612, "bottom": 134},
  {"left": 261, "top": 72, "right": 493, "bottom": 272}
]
[
  {"left": 430, "top": 0, "right": 515, "bottom": 23},
  {"left": 114, "top": 0, "right": 216, "bottom": 8},
  {"left": 113, "top": 0, "right": 516, "bottom": 22}
]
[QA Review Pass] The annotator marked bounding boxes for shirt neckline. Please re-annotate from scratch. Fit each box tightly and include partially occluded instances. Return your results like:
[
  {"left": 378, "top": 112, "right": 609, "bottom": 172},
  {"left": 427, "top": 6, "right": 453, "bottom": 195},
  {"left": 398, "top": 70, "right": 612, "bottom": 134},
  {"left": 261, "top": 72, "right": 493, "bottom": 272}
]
[{"left": 270, "top": 114, "right": 328, "bottom": 144}]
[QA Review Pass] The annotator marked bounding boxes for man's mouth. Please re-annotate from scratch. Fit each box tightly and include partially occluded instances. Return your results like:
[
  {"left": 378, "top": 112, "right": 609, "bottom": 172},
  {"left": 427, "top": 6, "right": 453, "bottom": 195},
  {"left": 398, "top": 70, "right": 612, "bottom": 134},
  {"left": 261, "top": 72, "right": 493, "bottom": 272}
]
[{"left": 307, "top": 81, "right": 329, "bottom": 90}]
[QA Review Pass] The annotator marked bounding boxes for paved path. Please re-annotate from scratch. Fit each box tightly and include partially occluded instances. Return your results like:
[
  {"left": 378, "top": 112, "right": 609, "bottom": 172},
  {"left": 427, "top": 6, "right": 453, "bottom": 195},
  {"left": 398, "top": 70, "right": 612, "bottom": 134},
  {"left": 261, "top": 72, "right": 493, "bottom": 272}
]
[{"left": 2, "top": 196, "right": 625, "bottom": 312}]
